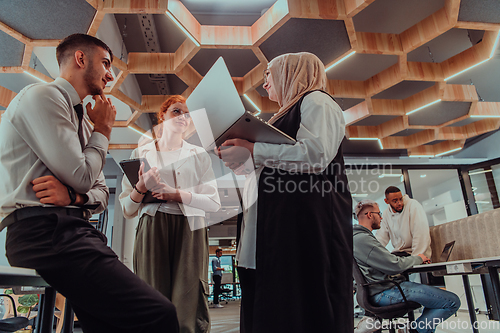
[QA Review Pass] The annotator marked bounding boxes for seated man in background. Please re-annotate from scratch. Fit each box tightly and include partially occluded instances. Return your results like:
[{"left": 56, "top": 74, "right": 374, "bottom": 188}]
[
  {"left": 353, "top": 199, "right": 459, "bottom": 333},
  {"left": 377, "top": 186, "right": 432, "bottom": 258}
]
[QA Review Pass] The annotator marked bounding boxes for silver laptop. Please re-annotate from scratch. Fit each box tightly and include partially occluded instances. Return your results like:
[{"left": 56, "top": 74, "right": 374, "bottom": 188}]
[
  {"left": 439, "top": 240, "right": 455, "bottom": 262},
  {"left": 186, "top": 57, "right": 296, "bottom": 150}
]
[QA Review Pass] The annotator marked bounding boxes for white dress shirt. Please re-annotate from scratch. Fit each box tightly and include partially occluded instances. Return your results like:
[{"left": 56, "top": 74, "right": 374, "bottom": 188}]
[
  {"left": 119, "top": 140, "right": 221, "bottom": 230},
  {"left": 376, "top": 194, "right": 432, "bottom": 258},
  {"left": 236, "top": 91, "right": 345, "bottom": 269},
  {"left": 0, "top": 77, "right": 109, "bottom": 227}
]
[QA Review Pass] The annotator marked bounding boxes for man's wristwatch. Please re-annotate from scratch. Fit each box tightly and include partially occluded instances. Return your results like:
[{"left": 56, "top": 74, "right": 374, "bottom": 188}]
[{"left": 67, "top": 185, "right": 77, "bottom": 205}]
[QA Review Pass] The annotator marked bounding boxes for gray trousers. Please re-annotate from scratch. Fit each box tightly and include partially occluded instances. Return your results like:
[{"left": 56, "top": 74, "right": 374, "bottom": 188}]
[{"left": 134, "top": 212, "right": 210, "bottom": 333}]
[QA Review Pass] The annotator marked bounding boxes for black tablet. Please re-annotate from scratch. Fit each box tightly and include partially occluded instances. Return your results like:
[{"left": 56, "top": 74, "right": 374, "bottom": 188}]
[{"left": 119, "top": 158, "right": 165, "bottom": 204}]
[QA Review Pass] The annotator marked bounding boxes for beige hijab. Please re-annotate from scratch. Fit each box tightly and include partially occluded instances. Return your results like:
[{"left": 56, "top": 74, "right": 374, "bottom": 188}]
[{"left": 267, "top": 52, "right": 327, "bottom": 125}]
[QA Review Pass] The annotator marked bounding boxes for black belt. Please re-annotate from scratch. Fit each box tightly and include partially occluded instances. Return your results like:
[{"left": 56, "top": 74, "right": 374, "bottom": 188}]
[{"left": 4, "top": 206, "right": 92, "bottom": 225}]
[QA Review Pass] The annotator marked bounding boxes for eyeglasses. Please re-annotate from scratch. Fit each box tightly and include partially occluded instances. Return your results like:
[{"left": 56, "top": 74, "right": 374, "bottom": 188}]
[
  {"left": 171, "top": 108, "right": 190, "bottom": 119},
  {"left": 263, "top": 69, "right": 270, "bottom": 84},
  {"left": 365, "top": 211, "right": 382, "bottom": 217}
]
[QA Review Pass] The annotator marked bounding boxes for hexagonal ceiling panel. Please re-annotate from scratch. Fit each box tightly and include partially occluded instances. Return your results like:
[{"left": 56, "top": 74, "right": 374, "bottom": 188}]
[
  {"left": 327, "top": 53, "right": 398, "bottom": 81},
  {"left": 458, "top": 0, "right": 500, "bottom": 23},
  {"left": 260, "top": 18, "right": 350, "bottom": 65},
  {"left": 409, "top": 102, "right": 471, "bottom": 126},
  {"left": 0, "top": 32, "right": 24, "bottom": 67},
  {"left": 1, "top": 0, "right": 500, "bottom": 159},
  {"left": 0, "top": 0, "right": 95, "bottom": 40},
  {"left": 352, "top": 115, "right": 398, "bottom": 126},
  {"left": 373, "top": 81, "right": 436, "bottom": 100},
  {"left": 190, "top": 49, "right": 260, "bottom": 77},
  {"left": 353, "top": 0, "right": 445, "bottom": 33}
]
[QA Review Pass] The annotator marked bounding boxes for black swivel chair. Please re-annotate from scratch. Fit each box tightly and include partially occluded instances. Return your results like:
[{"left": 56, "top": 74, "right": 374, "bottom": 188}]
[
  {"left": 353, "top": 261, "right": 421, "bottom": 333},
  {"left": 0, "top": 294, "right": 30, "bottom": 333}
]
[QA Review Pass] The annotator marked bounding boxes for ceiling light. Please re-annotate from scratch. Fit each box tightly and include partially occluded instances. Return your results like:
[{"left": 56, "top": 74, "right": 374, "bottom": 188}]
[
  {"left": 420, "top": 174, "right": 427, "bottom": 178},
  {"left": 166, "top": 11, "right": 200, "bottom": 47},
  {"left": 472, "top": 187, "right": 478, "bottom": 192},
  {"left": 470, "top": 115, "right": 500, "bottom": 118},
  {"left": 468, "top": 169, "right": 492, "bottom": 176},
  {"left": 490, "top": 30, "right": 500, "bottom": 59},
  {"left": 325, "top": 51, "right": 356, "bottom": 72},
  {"left": 378, "top": 174, "right": 402, "bottom": 178},
  {"left": 378, "top": 139, "right": 383, "bottom": 149},
  {"left": 23, "top": 71, "right": 47, "bottom": 83},
  {"left": 406, "top": 99, "right": 441, "bottom": 115},
  {"left": 444, "top": 58, "right": 489, "bottom": 81},
  {"left": 434, "top": 147, "right": 462, "bottom": 157},
  {"left": 243, "top": 94, "right": 261, "bottom": 115},
  {"left": 128, "top": 125, "right": 153, "bottom": 139},
  {"left": 475, "top": 200, "right": 490, "bottom": 204},
  {"left": 409, "top": 154, "right": 435, "bottom": 158}
]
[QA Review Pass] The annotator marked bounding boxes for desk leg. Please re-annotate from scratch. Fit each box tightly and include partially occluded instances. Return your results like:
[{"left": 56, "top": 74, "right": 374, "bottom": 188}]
[
  {"left": 462, "top": 276, "right": 479, "bottom": 333},
  {"left": 35, "top": 287, "right": 56, "bottom": 333},
  {"left": 62, "top": 300, "right": 75, "bottom": 333},
  {"left": 488, "top": 267, "right": 500, "bottom": 321}
]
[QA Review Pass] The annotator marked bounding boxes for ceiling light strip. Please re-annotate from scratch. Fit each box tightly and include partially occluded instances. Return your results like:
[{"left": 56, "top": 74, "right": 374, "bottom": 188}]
[
  {"left": 128, "top": 125, "right": 152, "bottom": 140},
  {"left": 348, "top": 137, "right": 378, "bottom": 140},
  {"left": 409, "top": 154, "right": 435, "bottom": 158},
  {"left": 434, "top": 147, "right": 462, "bottom": 157},
  {"left": 444, "top": 58, "right": 489, "bottom": 81},
  {"left": 23, "top": 70, "right": 47, "bottom": 83},
  {"left": 406, "top": 99, "right": 441, "bottom": 115},
  {"left": 468, "top": 169, "right": 492, "bottom": 176},
  {"left": 377, "top": 139, "right": 383, "bottom": 149},
  {"left": 325, "top": 51, "right": 356, "bottom": 72},
  {"left": 470, "top": 115, "right": 500, "bottom": 118},
  {"left": 166, "top": 11, "right": 200, "bottom": 47},
  {"left": 490, "top": 30, "right": 500, "bottom": 59},
  {"left": 243, "top": 94, "right": 262, "bottom": 115},
  {"left": 379, "top": 174, "right": 402, "bottom": 178}
]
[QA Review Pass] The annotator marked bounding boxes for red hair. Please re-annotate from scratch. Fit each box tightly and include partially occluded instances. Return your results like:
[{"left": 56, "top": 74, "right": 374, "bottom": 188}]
[{"left": 157, "top": 95, "right": 187, "bottom": 124}]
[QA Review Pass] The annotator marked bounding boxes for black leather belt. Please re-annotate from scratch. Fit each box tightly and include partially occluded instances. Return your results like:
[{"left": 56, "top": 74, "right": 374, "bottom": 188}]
[{"left": 4, "top": 206, "right": 92, "bottom": 225}]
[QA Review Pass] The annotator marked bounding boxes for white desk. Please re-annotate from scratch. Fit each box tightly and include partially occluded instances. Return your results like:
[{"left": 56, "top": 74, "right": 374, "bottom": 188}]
[
  {"left": 411, "top": 256, "right": 500, "bottom": 273},
  {"left": 0, "top": 266, "right": 49, "bottom": 287},
  {"left": 0, "top": 265, "right": 55, "bottom": 333},
  {"left": 407, "top": 257, "right": 500, "bottom": 333}
]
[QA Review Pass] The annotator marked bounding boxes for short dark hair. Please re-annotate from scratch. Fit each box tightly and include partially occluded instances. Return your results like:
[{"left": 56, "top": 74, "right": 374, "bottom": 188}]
[
  {"left": 215, "top": 249, "right": 222, "bottom": 254},
  {"left": 385, "top": 186, "right": 401, "bottom": 197},
  {"left": 56, "top": 33, "right": 113, "bottom": 67}
]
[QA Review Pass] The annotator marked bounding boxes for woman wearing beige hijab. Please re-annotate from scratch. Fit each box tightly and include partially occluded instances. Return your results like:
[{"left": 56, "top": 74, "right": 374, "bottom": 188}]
[{"left": 219, "top": 52, "right": 353, "bottom": 332}]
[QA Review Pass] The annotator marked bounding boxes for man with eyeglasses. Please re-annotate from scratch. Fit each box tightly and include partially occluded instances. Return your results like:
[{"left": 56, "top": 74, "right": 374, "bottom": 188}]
[
  {"left": 376, "top": 186, "right": 432, "bottom": 258},
  {"left": 353, "top": 199, "right": 459, "bottom": 333}
]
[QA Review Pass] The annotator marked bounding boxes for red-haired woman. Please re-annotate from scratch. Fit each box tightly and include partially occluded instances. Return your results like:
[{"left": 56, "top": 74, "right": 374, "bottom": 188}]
[{"left": 120, "top": 95, "right": 221, "bottom": 333}]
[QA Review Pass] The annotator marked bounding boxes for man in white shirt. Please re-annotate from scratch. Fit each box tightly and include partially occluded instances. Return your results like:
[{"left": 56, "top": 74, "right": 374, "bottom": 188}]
[
  {"left": 376, "top": 186, "right": 432, "bottom": 258},
  {"left": 0, "top": 34, "right": 178, "bottom": 332}
]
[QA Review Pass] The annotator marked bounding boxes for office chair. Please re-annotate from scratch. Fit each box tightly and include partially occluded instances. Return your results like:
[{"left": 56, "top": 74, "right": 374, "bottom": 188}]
[
  {"left": 353, "top": 262, "right": 420, "bottom": 333},
  {"left": 0, "top": 294, "right": 30, "bottom": 333}
]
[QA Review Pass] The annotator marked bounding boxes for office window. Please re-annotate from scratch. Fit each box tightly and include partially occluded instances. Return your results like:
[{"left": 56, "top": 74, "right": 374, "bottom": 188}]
[
  {"left": 469, "top": 165, "right": 500, "bottom": 214},
  {"left": 347, "top": 167, "right": 404, "bottom": 253},
  {"left": 346, "top": 167, "right": 405, "bottom": 223},
  {"left": 408, "top": 170, "right": 467, "bottom": 226}
]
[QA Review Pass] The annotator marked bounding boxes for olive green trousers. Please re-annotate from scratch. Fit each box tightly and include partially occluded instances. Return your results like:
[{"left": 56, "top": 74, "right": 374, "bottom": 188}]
[{"left": 134, "top": 212, "right": 210, "bottom": 333}]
